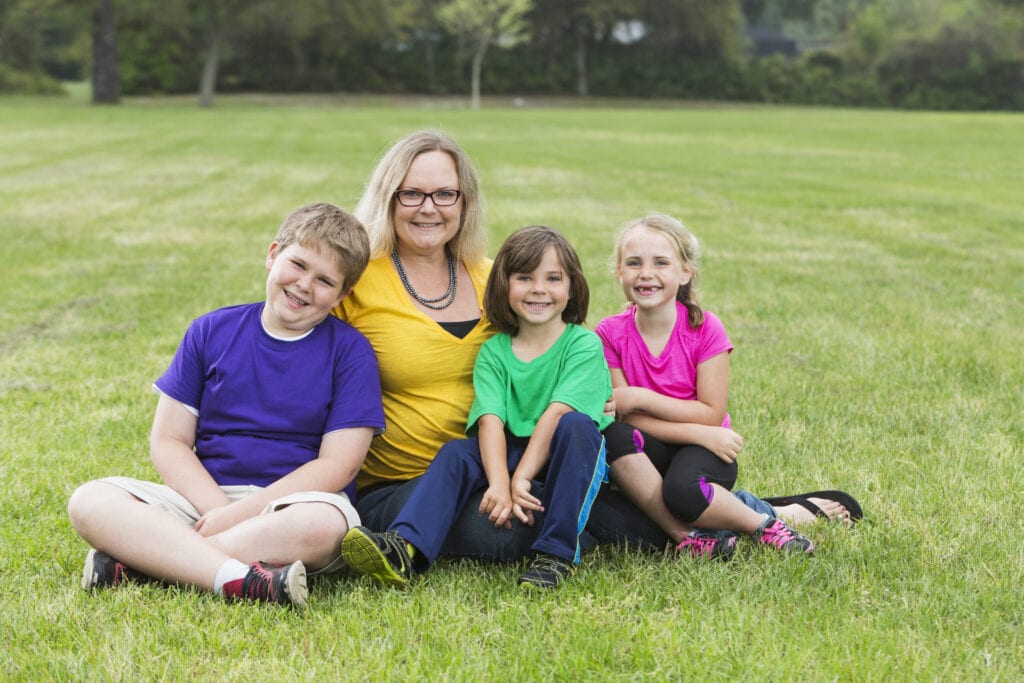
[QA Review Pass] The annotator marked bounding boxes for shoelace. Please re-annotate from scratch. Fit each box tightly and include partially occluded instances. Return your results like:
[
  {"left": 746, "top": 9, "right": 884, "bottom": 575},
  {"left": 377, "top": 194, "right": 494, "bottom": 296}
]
[
  {"left": 760, "top": 520, "right": 797, "bottom": 548},
  {"left": 530, "top": 555, "right": 568, "bottom": 575},
  {"left": 379, "top": 533, "right": 412, "bottom": 573},
  {"left": 241, "top": 563, "right": 276, "bottom": 601},
  {"left": 678, "top": 536, "right": 719, "bottom": 557}
]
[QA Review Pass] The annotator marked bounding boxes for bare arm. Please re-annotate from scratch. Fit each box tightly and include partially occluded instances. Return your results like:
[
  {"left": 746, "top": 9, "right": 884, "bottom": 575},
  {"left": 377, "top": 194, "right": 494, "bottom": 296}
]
[
  {"left": 194, "top": 426, "right": 373, "bottom": 537},
  {"left": 509, "top": 401, "right": 574, "bottom": 523},
  {"left": 477, "top": 414, "right": 514, "bottom": 528},
  {"left": 150, "top": 392, "right": 230, "bottom": 514},
  {"left": 612, "top": 352, "right": 730, "bottom": 427},
  {"left": 611, "top": 357, "right": 743, "bottom": 463}
]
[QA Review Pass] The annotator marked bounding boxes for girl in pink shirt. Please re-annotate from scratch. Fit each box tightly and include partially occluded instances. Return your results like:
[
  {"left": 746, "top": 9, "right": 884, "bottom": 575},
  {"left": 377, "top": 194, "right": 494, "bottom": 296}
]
[{"left": 596, "top": 213, "right": 816, "bottom": 559}]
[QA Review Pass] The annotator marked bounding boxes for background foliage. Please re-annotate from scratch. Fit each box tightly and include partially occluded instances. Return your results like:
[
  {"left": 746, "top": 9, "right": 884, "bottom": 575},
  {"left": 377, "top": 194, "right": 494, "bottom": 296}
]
[{"left": 2, "top": 0, "right": 1023, "bottom": 109}]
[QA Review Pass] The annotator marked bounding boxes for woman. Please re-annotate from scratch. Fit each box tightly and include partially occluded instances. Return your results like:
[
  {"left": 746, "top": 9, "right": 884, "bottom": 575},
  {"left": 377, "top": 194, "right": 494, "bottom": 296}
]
[
  {"left": 333, "top": 130, "right": 537, "bottom": 561},
  {"left": 335, "top": 130, "right": 860, "bottom": 562}
]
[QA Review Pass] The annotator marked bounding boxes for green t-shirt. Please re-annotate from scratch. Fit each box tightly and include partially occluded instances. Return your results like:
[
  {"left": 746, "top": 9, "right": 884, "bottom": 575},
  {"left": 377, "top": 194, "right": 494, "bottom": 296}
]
[{"left": 467, "top": 324, "right": 613, "bottom": 437}]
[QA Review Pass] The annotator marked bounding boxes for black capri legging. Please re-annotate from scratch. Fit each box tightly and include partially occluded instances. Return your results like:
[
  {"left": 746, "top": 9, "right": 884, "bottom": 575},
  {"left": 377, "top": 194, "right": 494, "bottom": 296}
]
[{"left": 603, "top": 420, "right": 737, "bottom": 523}]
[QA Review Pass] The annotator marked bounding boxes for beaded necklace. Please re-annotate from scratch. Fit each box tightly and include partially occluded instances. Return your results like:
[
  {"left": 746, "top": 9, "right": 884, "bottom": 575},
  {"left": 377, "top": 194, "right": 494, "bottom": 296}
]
[{"left": 391, "top": 248, "right": 458, "bottom": 310}]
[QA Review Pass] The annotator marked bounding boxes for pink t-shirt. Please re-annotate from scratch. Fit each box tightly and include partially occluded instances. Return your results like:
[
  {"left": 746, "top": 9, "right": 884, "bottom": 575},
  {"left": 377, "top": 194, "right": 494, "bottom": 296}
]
[{"left": 595, "top": 301, "right": 733, "bottom": 428}]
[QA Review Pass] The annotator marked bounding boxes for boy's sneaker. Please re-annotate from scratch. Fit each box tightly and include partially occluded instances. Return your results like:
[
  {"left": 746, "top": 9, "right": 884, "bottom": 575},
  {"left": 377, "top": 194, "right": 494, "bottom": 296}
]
[
  {"left": 81, "top": 549, "right": 145, "bottom": 590},
  {"left": 676, "top": 530, "right": 738, "bottom": 561},
  {"left": 518, "top": 553, "right": 572, "bottom": 590},
  {"left": 341, "top": 526, "right": 415, "bottom": 588},
  {"left": 755, "top": 517, "right": 815, "bottom": 555},
  {"left": 225, "top": 560, "right": 308, "bottom": 607}
]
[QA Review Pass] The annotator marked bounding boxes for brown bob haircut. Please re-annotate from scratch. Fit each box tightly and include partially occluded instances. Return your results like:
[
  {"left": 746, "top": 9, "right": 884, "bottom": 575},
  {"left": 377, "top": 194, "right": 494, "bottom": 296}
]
[{"left": 484, "top": 225, "right": 589, "bottom": 336}]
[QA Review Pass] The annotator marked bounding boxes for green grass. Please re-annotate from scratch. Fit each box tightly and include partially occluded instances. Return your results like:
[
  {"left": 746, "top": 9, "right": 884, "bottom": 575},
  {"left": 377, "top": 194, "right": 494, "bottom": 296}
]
[{"left": 1, "top": 94, "right": 1022, "bottom": 680}]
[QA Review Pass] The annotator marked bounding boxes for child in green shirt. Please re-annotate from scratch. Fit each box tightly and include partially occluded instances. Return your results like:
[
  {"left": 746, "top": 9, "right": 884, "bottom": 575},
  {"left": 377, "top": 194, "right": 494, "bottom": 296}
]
[{"left": 342, "top": 225, "right": 611, "bottom": 590}]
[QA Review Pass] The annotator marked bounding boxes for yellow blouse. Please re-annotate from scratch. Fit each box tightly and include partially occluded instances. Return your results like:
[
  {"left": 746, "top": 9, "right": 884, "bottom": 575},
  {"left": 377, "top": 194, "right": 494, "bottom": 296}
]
[{"left": 333, "top": 256, "right": 496, "bottom": 490}]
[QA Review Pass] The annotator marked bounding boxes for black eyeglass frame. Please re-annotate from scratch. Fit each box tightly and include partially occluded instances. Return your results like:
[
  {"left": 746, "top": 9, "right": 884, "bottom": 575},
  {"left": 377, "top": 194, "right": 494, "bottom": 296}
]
[{"left": 393, "top": 189, "right": 463, "bottom": 207}]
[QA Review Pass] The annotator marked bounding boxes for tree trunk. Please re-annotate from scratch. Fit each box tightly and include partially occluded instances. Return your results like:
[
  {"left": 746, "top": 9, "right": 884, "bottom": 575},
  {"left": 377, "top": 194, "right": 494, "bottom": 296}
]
[
  {"left": 198, "top": 31, "right": 220, "bottom": 108},
  {"left": 470, "top": 40, "right": 489, "bottom": 110},
  {"left": 574, "top": 18, "right": 589, "bottom": 97},
  {"left": 424, "top": 39, "right": 436, "bottom": 92},
  {"left": 91, "top": 0, "right": 120, "bottom": 104}
]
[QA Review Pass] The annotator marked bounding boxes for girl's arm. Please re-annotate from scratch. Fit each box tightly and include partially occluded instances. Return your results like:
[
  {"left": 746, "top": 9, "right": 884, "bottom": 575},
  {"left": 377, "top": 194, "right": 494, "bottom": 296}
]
[
  {"left": 509, "top": 401, "right": 573, "bottom": 524},
  {"left": 477, "top": 414, "right": 515, "bottom": 528},
  {"left": 612, "top": 358, "right": 743, "bottom": 463},
  {"left": 613, "top": 351, "right": 730, "bottom": 426}
]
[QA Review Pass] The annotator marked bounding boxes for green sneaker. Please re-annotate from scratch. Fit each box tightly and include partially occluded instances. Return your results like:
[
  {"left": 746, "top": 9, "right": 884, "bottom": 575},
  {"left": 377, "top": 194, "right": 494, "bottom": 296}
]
[
  {"left": 341, "top": 526, "right": 415, "bottom": 587},
  {"left": 517, "top": 553, "right": 572, "bottom": 590}
]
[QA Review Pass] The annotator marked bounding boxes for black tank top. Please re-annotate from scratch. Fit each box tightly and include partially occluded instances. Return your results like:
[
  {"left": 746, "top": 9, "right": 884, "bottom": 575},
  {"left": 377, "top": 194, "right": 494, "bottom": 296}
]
[{"left": 439, "top": 318, "right": 480, "bottom": 339}]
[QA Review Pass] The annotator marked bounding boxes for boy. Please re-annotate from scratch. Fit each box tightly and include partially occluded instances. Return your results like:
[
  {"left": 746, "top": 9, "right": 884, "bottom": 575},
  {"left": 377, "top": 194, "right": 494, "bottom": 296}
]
[{"left": 68, "top": 202, "right": 385, "bottom": 607}]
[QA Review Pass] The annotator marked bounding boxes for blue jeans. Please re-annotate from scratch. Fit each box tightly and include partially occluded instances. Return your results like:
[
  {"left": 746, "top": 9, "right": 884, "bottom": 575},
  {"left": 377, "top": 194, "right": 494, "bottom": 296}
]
[
  {"left": 387, "top": 412, "right": 606, "bottom": 566},
  {"left": 356, "top": 477, "right": 544, "bottom": 565},
  {"left": 354, "top": 411, "right": 606, "bottom": 565}
]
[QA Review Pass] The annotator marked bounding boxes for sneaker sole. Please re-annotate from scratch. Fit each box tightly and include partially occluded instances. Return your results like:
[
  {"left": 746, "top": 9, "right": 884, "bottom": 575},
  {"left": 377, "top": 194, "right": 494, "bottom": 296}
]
[
  {"left": 81, "top": 548, "right": 100, "bottom": 590},
  {"left": 281, "top": 560, "right": 309, "bottom": 607},
  {"left": 341, "top": 528, "right": 410, "bottom": 587}
]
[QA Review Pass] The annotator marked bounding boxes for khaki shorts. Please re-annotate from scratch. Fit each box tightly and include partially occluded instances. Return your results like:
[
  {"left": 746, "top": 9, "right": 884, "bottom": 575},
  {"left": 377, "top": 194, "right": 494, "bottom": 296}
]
[{"left": 100, "top": 476, "right": 359, "bottom": 574}]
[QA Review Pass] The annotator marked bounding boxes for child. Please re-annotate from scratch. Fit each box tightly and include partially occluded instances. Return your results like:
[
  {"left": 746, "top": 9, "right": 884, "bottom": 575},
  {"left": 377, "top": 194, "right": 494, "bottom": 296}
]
[
  {"left": 341, "top": 225, "right": 611, "bottom": 589},
  {"left": 596, "top": 213, "right": 815, "bottom": 559},
  {"left": 67, "top": 202, "right": 386, "bottom": 606}
]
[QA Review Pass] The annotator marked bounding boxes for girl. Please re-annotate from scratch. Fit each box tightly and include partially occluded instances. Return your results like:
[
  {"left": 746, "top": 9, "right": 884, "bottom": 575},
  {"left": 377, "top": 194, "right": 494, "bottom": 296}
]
[
  {"left": 342, "top": 225, "right": 611, "bottom": 589},
  {"left": 596, "top": 213, "right": 815, "bottom": 559}
]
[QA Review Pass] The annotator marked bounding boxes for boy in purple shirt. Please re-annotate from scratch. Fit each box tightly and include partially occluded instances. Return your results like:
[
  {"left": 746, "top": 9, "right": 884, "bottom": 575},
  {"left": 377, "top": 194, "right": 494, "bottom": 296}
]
[{"left": 68, "top": 203, "right": 385, "bottom": 607}]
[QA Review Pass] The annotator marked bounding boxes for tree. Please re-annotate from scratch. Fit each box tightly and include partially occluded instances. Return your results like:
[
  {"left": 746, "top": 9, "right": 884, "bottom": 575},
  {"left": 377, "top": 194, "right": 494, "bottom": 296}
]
[
  {"left": 527, "top": 0, "right": 631, "bottom": 96},
  {"left": 436, "top": 0, "right": 532, "bottom": 108},
  {"left": 91, "top": 0, "right": 119, "bottom": 103}
]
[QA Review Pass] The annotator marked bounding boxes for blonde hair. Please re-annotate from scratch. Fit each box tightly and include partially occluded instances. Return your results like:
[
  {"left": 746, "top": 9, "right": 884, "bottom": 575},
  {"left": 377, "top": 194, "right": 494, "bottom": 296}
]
[
  {"left": 275, "top": 202, "right": 370, "bottom": 291},
  {"left": 612, "top": 213, "right": 704, "bottom": 328},
  {"left": 354, "top": 130, "right": 486, "bottom": 263}
]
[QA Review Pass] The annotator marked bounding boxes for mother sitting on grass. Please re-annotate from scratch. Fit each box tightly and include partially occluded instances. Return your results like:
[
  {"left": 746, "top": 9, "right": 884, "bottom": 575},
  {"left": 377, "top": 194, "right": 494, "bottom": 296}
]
[{"left": 334, "top": 130, "right": 860, "bottom": 565}]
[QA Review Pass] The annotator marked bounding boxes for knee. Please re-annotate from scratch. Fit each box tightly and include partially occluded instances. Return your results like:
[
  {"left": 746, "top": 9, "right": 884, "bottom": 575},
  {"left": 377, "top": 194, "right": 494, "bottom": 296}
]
[
  {"left": 284, "top": 503, "right": 349, "bottom": 549},
  {"left": 553, "top": 411, "right": 597, "bottom": 440},
  {"left": 601, "top": 421, "right": 638, "bottom": 464},
  {"left": 432, "top": 440, "right": 482, "bottom": 476},
  {"left": 663, "top": 477, "right": 714, "bottom": 523},
  {"left": 67, "top": 480, "right": 116, "bottom": 532}
]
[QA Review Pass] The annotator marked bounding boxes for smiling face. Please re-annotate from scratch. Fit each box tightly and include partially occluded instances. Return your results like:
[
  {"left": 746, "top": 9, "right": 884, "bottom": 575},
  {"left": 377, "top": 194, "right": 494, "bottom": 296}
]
[
  {"left": 392, "top": 150, "right": 462, "bottom": 257},
  {"left": 262, "top": 242, "right": 347, "bottom": 337},
  {"left": 507, "top": 245, "right": 571, "bottom": 332},
  {"left": 617, "top": 226, "right": 692, "bottom": 312}
]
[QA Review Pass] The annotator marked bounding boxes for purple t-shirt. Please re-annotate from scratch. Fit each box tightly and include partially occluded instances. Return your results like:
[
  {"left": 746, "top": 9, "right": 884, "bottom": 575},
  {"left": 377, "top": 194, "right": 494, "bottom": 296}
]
[
  {"left": 595, "top": 301, "right": 734, "bottom": 428},
  {"left": 155, "top": 302, "right": 385, "bottom": 487}
]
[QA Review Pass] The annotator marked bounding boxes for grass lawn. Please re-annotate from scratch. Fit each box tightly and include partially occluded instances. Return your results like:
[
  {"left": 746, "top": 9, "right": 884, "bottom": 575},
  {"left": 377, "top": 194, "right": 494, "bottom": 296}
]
[{"left": 1, "top": 92, "right": 1021, "bottom": 681}]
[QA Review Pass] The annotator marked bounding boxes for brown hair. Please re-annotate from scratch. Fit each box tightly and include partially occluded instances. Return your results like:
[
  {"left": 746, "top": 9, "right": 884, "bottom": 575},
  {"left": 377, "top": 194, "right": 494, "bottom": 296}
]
[
  {"left": 484, "top": 225, "right": 589, "bottom": 336},
  {"left": 275, "top": 202, "right": 370, "bottom": 291}
]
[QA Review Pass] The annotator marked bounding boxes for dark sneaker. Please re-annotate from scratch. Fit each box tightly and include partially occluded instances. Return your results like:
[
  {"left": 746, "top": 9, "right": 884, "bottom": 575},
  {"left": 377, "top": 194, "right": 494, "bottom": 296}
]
[
  {"left": 225, "top": 560, "right": 308, "bottom": 607},
  {"left": 81, "top": 549, "right": 145, "bottom": 590},
  {"left": 518, "top": 553, "right": 572, "bottom": 590},
  {"left": 755, "top": 517, "right": 815, "bottom": 555},
  {"left": 341, "top": 527, "right": 414, "bottom": 588},
  {"left": 676, "top": 530, "right": 738, "bottom": 561}
]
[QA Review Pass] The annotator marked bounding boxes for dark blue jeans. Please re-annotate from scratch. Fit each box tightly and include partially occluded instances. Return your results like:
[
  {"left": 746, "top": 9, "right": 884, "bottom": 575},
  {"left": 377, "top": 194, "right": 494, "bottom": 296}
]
[
  {"left": 356, "top": 452, "right": 777, "bottom": 562},
  {"left": 379, "top": 412, "right": 605, "bottom": 566}
]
